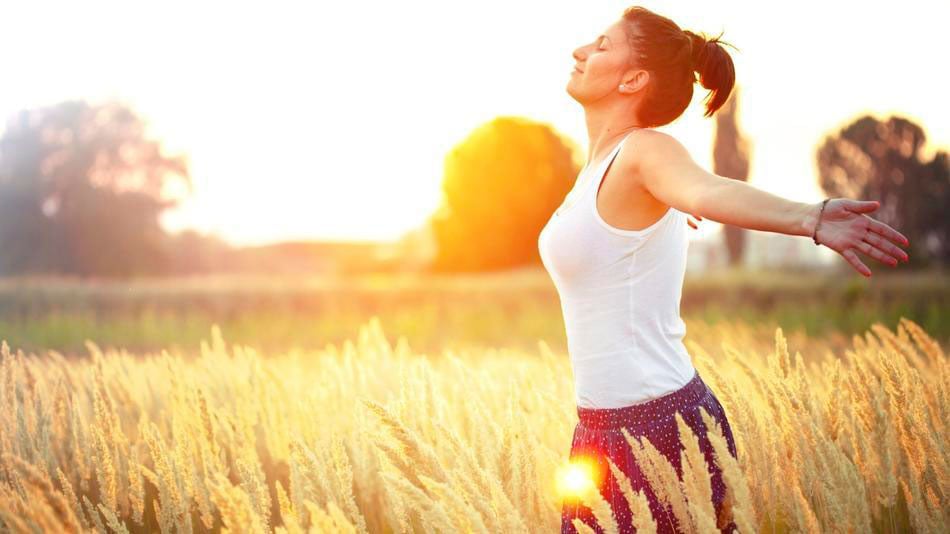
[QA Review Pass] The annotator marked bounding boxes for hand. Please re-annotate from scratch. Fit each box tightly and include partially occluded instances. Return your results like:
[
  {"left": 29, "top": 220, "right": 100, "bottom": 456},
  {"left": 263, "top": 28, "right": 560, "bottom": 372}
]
[
  {"left": 686, "top": 212, "right": 702, "bottom": 230},
  {"left": 813, "top": 199, "right": 910, "bottom": 277}
]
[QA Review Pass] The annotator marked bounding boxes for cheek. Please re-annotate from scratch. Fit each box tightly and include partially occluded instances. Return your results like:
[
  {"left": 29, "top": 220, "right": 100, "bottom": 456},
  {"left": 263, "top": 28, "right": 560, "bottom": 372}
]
[
  {"left": 582, "top": 68, "right": 612, "bottom": 88},
  {"left": 584, "top": 58, "right": 613, "bottom": 79}
]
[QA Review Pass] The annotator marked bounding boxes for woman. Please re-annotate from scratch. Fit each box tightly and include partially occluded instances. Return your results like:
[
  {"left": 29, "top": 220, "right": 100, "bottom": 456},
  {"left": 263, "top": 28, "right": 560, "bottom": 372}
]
[{"left": 538, "top": 6, "right": 910, "bottom": 534}]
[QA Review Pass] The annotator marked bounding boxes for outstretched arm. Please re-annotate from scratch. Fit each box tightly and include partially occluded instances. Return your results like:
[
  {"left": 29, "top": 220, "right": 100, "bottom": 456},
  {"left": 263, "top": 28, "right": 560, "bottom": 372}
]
[{"left": 629, "top": 130, "right": 910, "bottom": 277}]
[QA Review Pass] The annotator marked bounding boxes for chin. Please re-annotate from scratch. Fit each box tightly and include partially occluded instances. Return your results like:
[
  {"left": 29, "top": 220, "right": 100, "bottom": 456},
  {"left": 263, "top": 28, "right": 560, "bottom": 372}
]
[
  {"left": 565, "top": 82, "right": 579, "bottom": 100},
  {"left": 565, "top": 86, "right": 584, "bottom": 104}
]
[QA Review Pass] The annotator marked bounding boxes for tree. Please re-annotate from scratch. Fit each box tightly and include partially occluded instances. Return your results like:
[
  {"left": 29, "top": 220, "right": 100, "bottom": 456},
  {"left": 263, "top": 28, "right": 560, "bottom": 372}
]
[
  {"left": 711, "top": 84, "right": 751, "bottom": 267},
  {"left": 0, "top": 99, "right": 192, "bottom": 276},
  {"left": 427, "top": 117, "right": 580, "bottom": 272},
  {"left": 816, "top": 115, "right": 949, "bottom": 266}
]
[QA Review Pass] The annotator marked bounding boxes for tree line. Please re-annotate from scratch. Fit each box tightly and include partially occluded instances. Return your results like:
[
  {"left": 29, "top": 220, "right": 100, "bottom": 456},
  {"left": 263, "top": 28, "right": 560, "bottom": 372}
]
[{"left": 0, "top": 97, "right": 945, "bottom": 278}]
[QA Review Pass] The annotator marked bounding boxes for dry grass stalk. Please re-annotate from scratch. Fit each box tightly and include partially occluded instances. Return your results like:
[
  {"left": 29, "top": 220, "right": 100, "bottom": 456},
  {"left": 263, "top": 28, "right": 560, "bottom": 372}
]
[
  {"left": 605, "top": 456, "right": 657, "bottom": 534},
  {"left": 621, "top": 427, "right": 691, "bottom": 532}
]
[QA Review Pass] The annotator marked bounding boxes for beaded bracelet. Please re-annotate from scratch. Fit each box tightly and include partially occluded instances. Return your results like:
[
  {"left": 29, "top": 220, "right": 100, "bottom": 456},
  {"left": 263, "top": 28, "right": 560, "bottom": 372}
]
[{"left": 812, "top": 198, "right": 830, "bottom": 246}]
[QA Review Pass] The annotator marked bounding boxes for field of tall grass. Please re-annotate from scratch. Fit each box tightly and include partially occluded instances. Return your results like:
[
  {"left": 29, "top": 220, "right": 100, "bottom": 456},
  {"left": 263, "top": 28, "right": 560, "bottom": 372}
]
[
  {"left": 0, "top": 312, "right": 946, "bottom": 532},
  {"left": 1, "top": 268, "right": 947, "bottom": 357}
]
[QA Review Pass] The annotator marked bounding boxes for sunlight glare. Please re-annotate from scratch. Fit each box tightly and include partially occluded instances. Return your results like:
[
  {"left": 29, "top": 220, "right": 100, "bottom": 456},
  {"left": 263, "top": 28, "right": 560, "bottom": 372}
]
[{"left": 555, "top": 456, "right": 600, "bottom": 502}]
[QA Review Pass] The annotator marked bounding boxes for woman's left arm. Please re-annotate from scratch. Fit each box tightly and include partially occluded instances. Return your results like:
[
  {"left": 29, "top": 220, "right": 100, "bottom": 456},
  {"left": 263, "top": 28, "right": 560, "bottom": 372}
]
[{"left": 630, "top": 130, "right": 910, "bottom": 277}]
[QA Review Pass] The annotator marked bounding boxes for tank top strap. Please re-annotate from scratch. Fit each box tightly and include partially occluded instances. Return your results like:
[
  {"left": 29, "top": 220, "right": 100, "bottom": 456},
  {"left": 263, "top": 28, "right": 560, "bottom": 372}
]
[
  {"left": 574, "top": 130, "right": 637, "bottom": 201},
  {"left": 578, "top": 130, "right": 637, "bottom": 178},
  {"left": 593, "top": 132, "right": 634, "bottom": 189},
  {"left": 600, "top": 132, "right": 633, "bottom": 174},
  {"left": 588, "top": 130, "right": 680, "bottom": 237}
]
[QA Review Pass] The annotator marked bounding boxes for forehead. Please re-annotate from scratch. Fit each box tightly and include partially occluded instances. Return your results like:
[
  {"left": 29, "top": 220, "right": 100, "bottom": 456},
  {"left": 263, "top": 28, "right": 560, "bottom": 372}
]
[{"left": 599, "top": 20, "right": 625, "bottom": 41}]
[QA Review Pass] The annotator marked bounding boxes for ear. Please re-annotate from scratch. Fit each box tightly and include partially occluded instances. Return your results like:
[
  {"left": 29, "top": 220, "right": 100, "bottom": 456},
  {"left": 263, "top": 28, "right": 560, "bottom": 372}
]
[{"left": 622, "top": 69, "right": 649, "bottom": 93}]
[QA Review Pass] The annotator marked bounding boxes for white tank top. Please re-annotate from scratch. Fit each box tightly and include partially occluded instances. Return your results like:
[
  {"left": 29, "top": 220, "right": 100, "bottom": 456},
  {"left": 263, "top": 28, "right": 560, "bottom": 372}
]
[{"left": 538, "top": 130, "right": 696, "bottom": 408}]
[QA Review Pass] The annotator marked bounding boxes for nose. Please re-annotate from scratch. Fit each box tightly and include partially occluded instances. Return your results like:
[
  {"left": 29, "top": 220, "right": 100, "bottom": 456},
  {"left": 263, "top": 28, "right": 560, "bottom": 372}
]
[{"left": 573, "top": 47, "right": 585, "bottom": 63}]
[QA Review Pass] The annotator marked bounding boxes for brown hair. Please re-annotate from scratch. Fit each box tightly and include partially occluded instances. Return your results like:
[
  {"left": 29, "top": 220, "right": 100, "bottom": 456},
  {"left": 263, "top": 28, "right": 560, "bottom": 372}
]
[{"left": 621, "top": 6, "right": 738, "bottom": 127}]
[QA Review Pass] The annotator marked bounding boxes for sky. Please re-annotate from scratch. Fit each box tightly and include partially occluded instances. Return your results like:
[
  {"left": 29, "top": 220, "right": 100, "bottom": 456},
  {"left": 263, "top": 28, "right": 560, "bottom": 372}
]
[{"left": 1, "top": 1, "right": 947, "bottom": 247}]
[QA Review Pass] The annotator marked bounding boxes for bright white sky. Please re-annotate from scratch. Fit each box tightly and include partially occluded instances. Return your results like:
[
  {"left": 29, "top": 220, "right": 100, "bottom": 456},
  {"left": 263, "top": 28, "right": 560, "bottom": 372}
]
[{"left": 1, "top": 1, "right": 947, "bottom": 246}]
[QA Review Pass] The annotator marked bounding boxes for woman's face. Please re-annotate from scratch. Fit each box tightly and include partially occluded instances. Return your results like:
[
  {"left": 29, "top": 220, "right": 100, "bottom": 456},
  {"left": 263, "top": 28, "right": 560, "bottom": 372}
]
[{"left": 567, "top": 20, "right": 640, "bottom": 103}]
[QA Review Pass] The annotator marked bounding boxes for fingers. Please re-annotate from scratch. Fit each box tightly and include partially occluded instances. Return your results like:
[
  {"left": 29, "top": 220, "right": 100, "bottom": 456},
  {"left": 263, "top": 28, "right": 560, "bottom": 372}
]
[
  {"left": 842, "top": 249, "right": 872, "bottom": 277},
  {"left": 869, "top": 219, "right": 910, "bottom": 248},
  {"left": 846, "top": 199, "right": 880, "bottom": 214},
  {"left": 857, "top": 241, "right": 897, "bottom": 267},
  {"left": 864, "top": 232, "right": 909, "bottom": 264}
]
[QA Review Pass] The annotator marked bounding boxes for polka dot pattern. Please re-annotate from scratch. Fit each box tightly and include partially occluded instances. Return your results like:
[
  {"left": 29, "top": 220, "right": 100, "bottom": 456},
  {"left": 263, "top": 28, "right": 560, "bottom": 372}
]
[{"left": 560, "top": 369, "right": 740, "bottom": 534}]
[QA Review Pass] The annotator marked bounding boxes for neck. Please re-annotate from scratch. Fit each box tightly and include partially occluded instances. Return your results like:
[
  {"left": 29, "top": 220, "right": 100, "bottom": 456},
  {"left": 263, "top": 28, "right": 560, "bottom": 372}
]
[{"left": 582, "top": 105, "right": 645, "bottom": 164}]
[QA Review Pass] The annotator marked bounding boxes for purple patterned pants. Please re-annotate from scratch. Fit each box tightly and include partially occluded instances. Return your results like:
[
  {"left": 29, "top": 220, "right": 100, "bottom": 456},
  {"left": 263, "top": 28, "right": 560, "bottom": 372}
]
[{"left": 560, "top": 369, "right": 739, "bottom": 533}]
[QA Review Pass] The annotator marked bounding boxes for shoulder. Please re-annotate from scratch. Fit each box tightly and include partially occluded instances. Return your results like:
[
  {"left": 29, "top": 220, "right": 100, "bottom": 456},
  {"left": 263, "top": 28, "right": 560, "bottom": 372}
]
[
  {"left": 624, "top": 129, "right": 688, "bottom": 161},
  {"left": 617, "top": 129, "right": 692, "bottom": 181}
]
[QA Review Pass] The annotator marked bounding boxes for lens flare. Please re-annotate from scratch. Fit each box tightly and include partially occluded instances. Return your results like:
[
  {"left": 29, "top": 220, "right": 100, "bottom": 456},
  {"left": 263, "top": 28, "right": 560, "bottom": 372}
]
[{"left": 555, "top": 456, "right": 602, "bottom": 502}]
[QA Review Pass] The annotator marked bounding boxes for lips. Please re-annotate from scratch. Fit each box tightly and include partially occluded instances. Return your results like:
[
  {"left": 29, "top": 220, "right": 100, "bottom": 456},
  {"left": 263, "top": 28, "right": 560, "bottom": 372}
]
[{"left": 574, "top": 66, "right": 584, "bottom": 73}]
